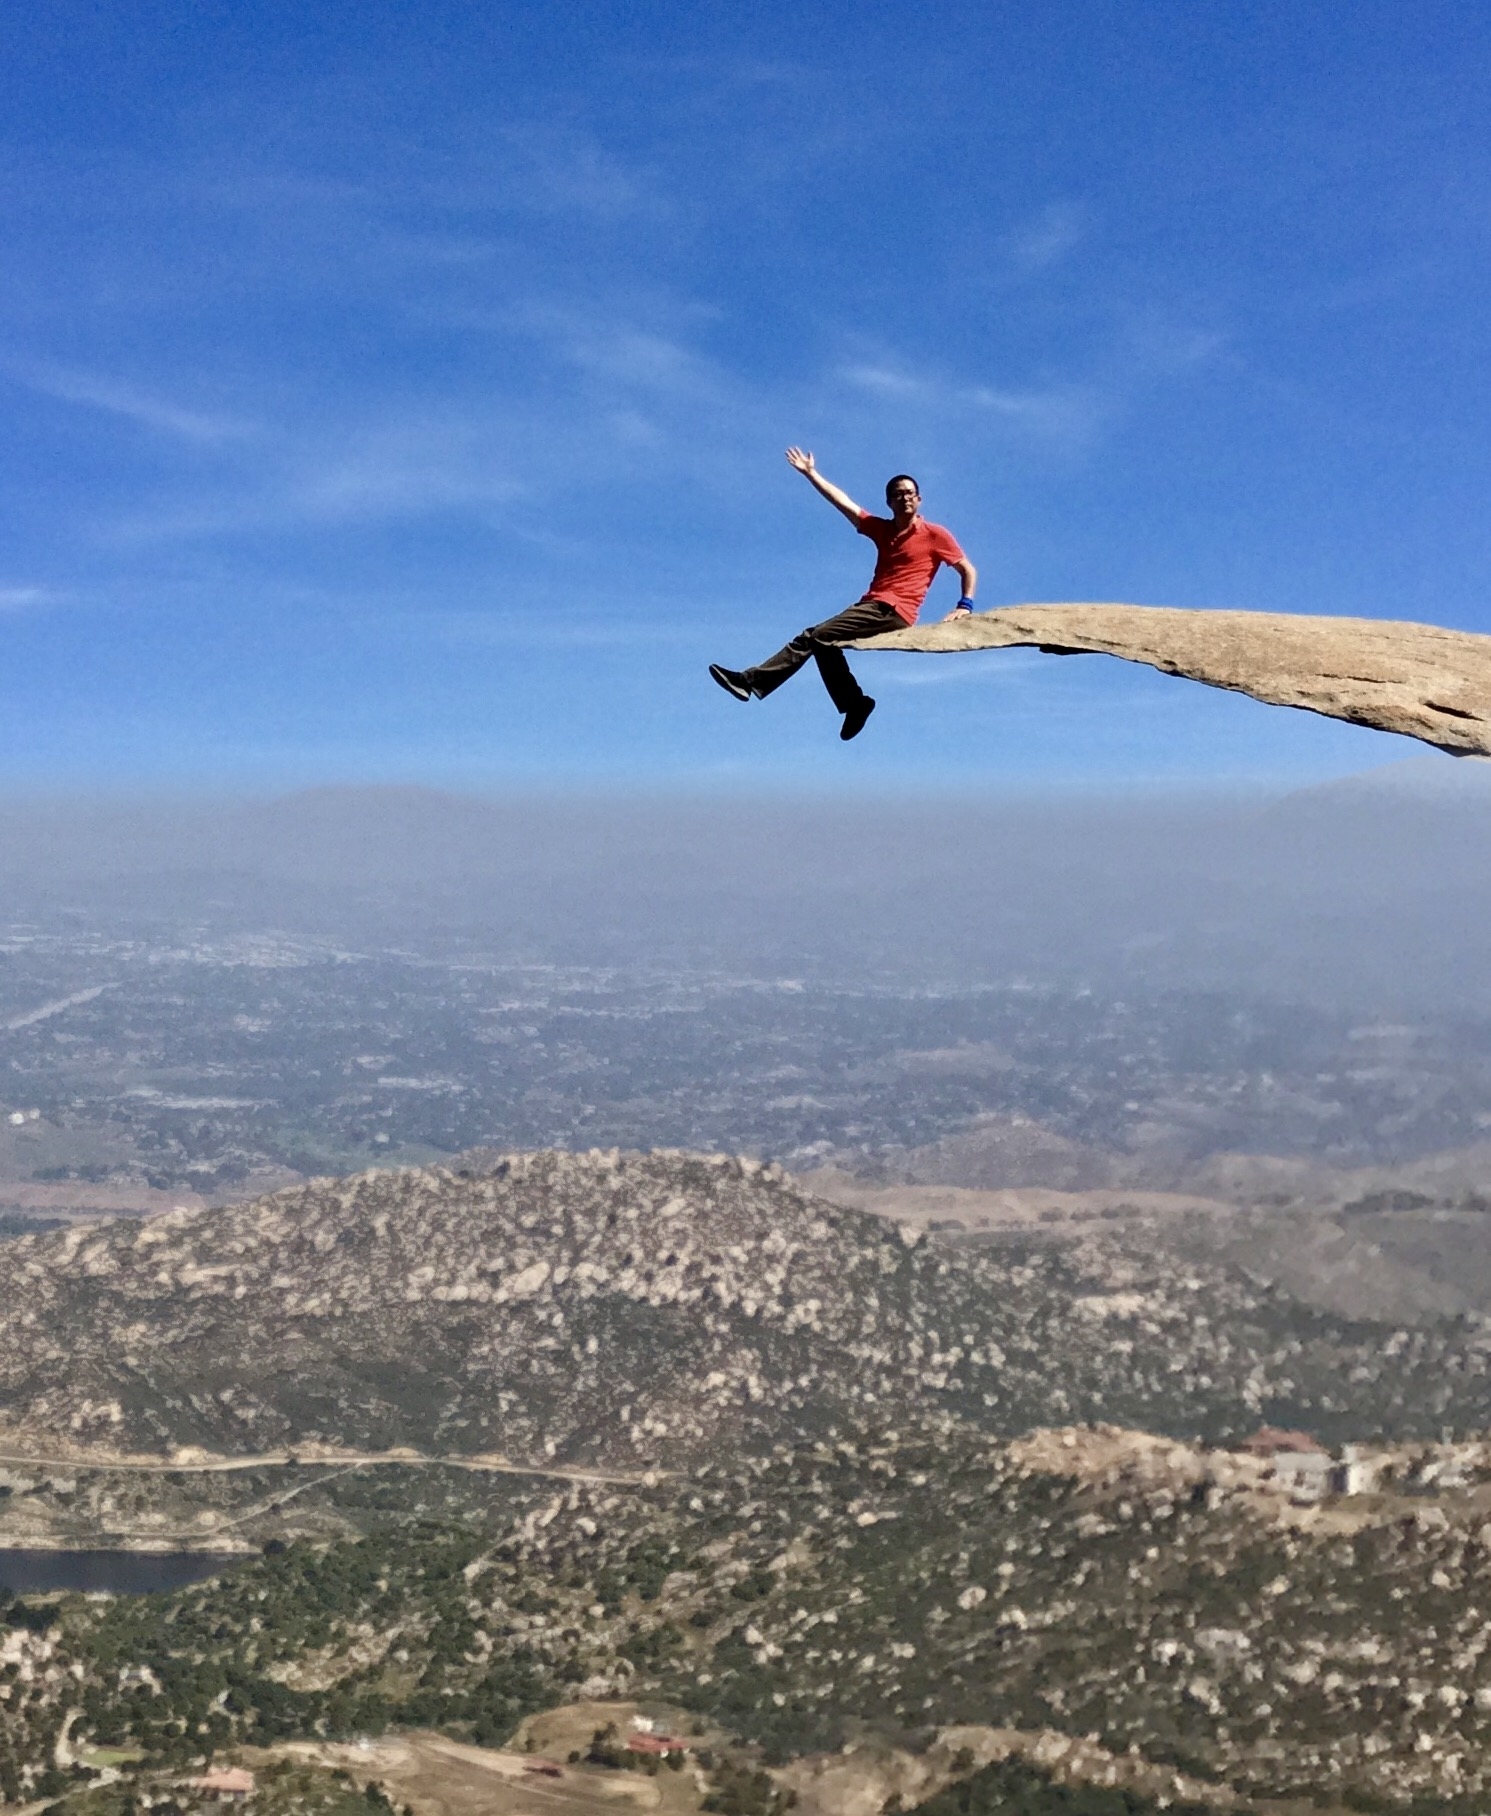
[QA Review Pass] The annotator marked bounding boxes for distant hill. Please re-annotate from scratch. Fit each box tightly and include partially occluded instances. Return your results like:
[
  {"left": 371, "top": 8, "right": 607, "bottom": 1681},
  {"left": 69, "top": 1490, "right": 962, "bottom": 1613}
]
[
  {"left": 866, "top": 1114, "right": 1117, "bottom": 1192},
  {"left": 5, "top": 1151, "right": 1491, "bottom": 1465},
  {"left": 823, "top": 1131, "right": 1491, "bottom": 1326}
]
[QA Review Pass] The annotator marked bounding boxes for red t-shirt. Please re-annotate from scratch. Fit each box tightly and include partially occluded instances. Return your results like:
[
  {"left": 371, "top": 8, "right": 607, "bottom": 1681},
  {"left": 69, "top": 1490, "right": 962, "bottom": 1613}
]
[{"left": 855, "top": 511, "right": 966, "bottom": 623}]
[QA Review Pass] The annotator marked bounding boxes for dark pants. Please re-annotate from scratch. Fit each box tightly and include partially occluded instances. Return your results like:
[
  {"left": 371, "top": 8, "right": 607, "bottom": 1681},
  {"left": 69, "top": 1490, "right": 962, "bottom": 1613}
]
[{"left": 745, "top": 598, "right": 905, "bottom": 713}]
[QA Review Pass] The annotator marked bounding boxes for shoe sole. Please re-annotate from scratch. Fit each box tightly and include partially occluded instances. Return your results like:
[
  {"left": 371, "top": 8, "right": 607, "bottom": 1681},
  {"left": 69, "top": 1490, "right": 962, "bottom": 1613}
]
[{"left": 709, "top": 664, "right": 753, "bottom": 702}]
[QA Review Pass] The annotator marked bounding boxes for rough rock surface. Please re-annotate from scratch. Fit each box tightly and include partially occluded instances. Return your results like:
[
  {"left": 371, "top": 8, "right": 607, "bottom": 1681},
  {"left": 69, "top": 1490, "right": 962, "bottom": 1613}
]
[
  {"left": 8, "top": 1152, "right": 1491, "bottom": 1467},
  {"left": 852, "top": 604, "right": 1491, "bottom": 755}
]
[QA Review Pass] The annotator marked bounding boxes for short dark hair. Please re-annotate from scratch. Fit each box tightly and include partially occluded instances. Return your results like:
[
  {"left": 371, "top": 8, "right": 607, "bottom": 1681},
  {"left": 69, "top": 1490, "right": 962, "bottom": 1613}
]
[{"left": 885, "top": 474, "right": 920, "bottom": 502}]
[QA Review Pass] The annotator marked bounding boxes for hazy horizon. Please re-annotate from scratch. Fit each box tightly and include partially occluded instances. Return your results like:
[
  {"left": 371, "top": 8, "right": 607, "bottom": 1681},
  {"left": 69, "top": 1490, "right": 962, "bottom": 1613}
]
[{"left": 0, "top": 753, "right": 1486, "bottom": 1015}]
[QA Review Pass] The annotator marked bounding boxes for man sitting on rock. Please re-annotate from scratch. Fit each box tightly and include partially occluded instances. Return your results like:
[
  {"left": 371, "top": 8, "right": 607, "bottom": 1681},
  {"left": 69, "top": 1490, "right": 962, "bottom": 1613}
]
[{"left": 710, "top": 448, "right": 977, "bottom": 740}]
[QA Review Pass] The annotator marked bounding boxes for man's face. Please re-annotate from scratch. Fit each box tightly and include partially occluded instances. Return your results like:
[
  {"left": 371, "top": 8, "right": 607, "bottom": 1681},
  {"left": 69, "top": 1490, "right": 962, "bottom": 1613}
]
[{"left": 887, "top": 481, "right": 921, "bottom": 525}]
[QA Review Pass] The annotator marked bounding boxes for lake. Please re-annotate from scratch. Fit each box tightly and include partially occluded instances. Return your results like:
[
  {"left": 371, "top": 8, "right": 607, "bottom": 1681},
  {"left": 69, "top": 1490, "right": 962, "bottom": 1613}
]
[{"left": 0, "top": 1549, "right": 244, "bottom": 1595}]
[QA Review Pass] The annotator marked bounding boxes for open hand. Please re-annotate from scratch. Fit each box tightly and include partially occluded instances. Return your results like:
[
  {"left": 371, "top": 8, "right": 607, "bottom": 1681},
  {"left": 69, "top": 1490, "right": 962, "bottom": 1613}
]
[{"left": 785, "top": 446, "right": 816, "bottom": 475}]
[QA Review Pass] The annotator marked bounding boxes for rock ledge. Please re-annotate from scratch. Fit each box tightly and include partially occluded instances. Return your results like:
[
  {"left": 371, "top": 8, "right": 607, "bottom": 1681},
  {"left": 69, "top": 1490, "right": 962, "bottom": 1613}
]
[{"left": 852, "top": 603, "right": 1491, "bottom": 755}]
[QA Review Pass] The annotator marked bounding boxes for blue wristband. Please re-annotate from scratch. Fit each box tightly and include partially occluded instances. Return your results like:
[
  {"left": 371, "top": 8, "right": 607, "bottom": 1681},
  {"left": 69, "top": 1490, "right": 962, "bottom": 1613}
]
[{"left": 955, "top": 597, "right": 974, "bottom": 610}]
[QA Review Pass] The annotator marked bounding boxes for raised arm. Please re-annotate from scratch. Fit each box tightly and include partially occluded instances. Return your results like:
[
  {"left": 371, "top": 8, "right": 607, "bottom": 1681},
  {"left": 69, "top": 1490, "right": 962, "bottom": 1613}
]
[{"left": 785, "top": 447, "right": 864, "bottom": 526}]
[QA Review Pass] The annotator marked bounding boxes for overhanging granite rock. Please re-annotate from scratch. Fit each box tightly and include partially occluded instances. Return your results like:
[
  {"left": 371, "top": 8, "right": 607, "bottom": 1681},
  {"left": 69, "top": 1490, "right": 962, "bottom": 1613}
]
[{"left": 849, "top": 604, "right": 1491, "bottom": 756}]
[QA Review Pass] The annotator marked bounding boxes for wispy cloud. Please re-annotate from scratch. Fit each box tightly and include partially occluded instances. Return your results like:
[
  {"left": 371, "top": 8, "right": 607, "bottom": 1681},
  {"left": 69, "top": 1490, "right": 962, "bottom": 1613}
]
[
  {"left": 491, "top": 286, "right": 732, "bottom": 402},
  {"left": 1117, "top": 316, "right": 1228, "bottom": 377},
  {"left": 1002, "top": 201, "right": 1087, "bottom": 276},
  {"left": 838, "top": 360, "right": 1107, "bottom": 453},
  {"left": 563, "top": 324, "right": 708, "bottom": 391},
  {"left": 0, "top": 584, "right": 62, "bottom": 612},
  {"left": 840, "top": 364, "right": 928, "bottom": 402},
  {"left": 101, "top": 409, "right": 529, "bottom": 542},
  {"left": 14, "top": 364, "right": 254, "bottom": 443},
  {"left": 414, "top": 610, "right": 697, "bottom": 650},
  {"left": 834, "top": 289, "right": 1228, "bottom": 463},
  {"left": 490, "top": 126, "right": 654, "bottom": 221},
  {"left": 284, "top": 418, "right": 526, "bottom": 523},
  {"left": 193, "top": 121, "right": 659, "bottom": 229},
  {"left": 963, "top": 380, "right": 1107, "bottom": 443}
]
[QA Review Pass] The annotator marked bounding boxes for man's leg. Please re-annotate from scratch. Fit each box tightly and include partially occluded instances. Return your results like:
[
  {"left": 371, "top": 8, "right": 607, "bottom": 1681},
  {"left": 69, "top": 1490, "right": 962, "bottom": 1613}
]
[
  {"left": 811, "top": 599, "right": 903, "bottom": 711},
  {"left": 738, "top": 631, "right": 812, "bottom": 698},
  {"left": 747, "top": 599, "right": 904, "bottom": 705}
]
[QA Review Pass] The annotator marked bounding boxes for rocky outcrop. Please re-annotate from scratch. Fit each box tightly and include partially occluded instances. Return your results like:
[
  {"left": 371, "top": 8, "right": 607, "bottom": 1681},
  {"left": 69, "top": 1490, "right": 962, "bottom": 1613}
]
[
  {"left": 852, "top": 604, "right": 1491, "bottom": 755},
  {"left": 11, "top": 1151, "right": 1491, "bottom": 1468}
]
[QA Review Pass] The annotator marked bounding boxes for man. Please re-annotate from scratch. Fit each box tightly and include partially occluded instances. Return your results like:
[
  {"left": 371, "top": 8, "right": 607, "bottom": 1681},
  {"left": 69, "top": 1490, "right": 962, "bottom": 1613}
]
[{"left": 709, "top": 447, "right": 977, "bottom": 740}]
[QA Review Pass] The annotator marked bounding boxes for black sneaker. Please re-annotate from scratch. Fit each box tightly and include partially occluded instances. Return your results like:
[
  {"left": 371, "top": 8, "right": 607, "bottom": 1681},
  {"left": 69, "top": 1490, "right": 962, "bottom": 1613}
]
[
  {"left": 709, "top": 664, "right": 754, "bottom": 701},
  {"left": 840, "top": 696, "right": 876, "bottom": 741}
]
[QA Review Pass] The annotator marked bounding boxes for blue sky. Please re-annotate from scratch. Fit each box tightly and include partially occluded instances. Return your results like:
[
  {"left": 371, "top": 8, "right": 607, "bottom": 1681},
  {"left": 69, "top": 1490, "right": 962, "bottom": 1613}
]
[{"left": 2, "top": 0, "right": 1489, "bottom": 790}]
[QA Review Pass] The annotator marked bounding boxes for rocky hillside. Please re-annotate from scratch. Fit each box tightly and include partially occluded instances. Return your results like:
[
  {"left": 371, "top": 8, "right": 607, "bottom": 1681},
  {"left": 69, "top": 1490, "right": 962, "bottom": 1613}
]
[
  {"left": 6, "top": 1151, "right": 1491, "bottom": 1465},
  {"left": 11, "top": 1420, "right": 1491, "bottom": 1811}
]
